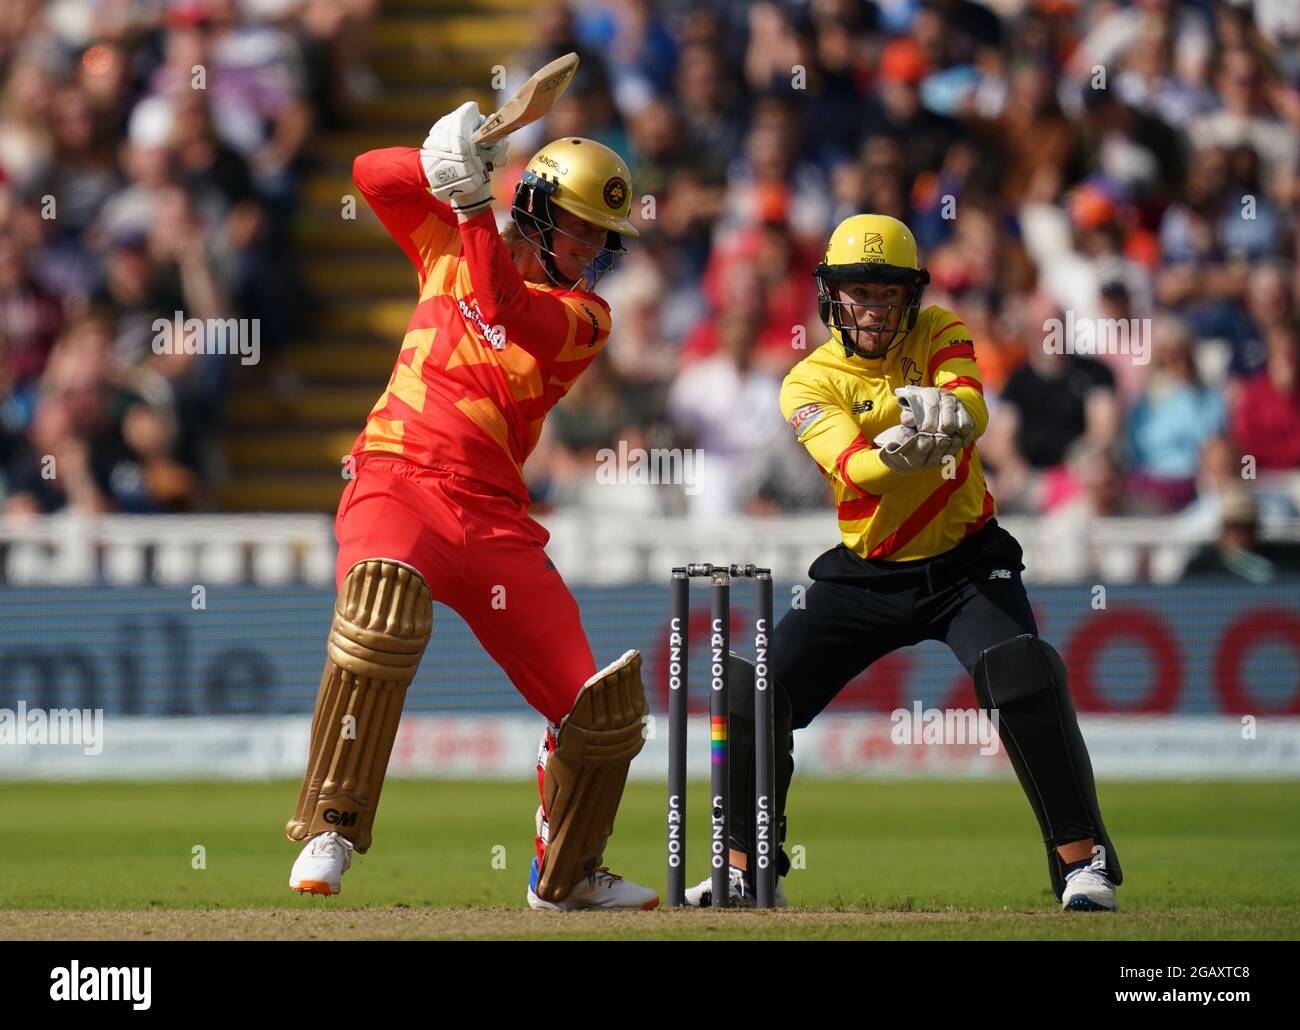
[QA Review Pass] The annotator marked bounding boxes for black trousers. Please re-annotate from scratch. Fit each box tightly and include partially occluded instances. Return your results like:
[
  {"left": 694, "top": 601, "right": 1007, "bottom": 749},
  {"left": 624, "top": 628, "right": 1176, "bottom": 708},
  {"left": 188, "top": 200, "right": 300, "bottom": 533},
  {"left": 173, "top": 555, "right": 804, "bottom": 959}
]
[{"left": 774, "top": 520, "right": 1037, "bottom": 729}]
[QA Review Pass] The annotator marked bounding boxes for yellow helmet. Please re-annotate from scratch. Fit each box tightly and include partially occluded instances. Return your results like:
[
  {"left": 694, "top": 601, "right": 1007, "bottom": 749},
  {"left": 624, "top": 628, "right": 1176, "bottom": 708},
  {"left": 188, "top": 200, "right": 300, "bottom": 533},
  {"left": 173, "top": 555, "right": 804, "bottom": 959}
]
[
  {"left": 512, "top": 137, "right": 638, "bottom": 290},
  {"left": 814, "top": 213, "right": 930, "bottom": 358}
]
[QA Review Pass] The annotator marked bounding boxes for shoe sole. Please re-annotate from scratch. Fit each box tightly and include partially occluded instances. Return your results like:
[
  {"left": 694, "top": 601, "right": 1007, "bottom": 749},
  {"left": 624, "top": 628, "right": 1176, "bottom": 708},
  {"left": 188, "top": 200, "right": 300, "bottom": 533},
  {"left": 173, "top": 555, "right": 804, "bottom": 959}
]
[
  {"left": 1063, "top": 895, "right": 1117, "bottom": 912},
  {"left": 291, "top": 880, "right": 339, "bottom": 896},
  {"left": 527, "top": 891, "right": 660, "bottom": 911}
]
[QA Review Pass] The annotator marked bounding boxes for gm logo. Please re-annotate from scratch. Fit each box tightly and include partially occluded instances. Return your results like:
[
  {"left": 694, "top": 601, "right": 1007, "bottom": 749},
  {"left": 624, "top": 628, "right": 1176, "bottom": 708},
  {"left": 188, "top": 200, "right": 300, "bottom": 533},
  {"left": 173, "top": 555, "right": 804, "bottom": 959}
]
[{"left": 323, "top": 808, "right": 358, "bottom": 827}]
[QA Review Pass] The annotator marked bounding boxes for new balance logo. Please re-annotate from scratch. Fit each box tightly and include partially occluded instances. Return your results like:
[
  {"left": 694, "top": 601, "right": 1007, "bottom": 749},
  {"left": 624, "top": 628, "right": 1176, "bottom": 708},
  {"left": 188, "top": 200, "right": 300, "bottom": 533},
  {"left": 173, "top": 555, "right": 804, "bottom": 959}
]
[
  {"left": 989, "top": 569, "right": 1012, "bottom": 579},
  {"left": 851, "top": 399, "right": 874, "bottom": 414}
]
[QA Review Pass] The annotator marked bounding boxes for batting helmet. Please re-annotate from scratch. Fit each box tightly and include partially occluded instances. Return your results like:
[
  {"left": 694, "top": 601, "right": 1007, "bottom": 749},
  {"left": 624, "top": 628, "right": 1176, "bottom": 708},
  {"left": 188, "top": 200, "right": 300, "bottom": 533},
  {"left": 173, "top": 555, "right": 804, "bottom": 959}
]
[{"left": 512, "top": 137, "right": 638, "bottom": 291}]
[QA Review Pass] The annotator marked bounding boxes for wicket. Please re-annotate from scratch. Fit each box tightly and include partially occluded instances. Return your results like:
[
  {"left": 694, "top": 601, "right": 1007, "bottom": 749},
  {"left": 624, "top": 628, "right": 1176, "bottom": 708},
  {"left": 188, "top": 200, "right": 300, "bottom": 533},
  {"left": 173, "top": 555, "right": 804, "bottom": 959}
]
[{"left": 667, "top": 563, "right": 776, "bottom": 908}]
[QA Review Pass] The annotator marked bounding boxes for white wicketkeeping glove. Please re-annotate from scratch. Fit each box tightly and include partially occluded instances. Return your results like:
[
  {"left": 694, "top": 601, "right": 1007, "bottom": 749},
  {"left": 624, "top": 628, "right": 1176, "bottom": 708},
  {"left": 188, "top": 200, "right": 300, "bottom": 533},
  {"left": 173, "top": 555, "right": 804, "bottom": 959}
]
[
  {"left": 421, "top": 101, "right": 497, "bottom": 212},
  {"left": 896, "top": 385, "right": 974, "bottom": 445},
  {"left": 874, "top": 423, "right": 963, "bottom": 474}
]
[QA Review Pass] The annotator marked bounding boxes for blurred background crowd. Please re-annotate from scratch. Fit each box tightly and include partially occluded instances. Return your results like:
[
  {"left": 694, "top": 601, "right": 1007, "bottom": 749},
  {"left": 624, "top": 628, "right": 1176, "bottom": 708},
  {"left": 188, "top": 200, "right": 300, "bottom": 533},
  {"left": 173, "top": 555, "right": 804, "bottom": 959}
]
[
  {"left": 1, "top": 0, "right": 1298, "bottom": 581},
  {"left": 0, "top": 0, "right": 377, "bottom": 513}
]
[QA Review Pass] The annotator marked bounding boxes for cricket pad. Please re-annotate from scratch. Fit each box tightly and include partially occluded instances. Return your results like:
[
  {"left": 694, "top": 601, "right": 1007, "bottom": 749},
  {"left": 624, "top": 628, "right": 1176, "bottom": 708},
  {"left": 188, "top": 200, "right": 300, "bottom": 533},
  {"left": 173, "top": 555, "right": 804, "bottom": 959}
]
[
  {"left": 286, "top": 558, "right": 432, "bottom": 853},
  {"left": 536, "top": 649, "right": 648, "bottom": 901}
]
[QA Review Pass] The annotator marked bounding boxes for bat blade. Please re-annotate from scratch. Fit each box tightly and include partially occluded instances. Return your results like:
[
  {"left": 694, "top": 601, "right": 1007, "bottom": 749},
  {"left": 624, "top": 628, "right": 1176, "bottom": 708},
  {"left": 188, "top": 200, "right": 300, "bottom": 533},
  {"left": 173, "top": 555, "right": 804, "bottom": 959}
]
[{"left": 471, "top": 52, "right": 579, "bottom": 145}]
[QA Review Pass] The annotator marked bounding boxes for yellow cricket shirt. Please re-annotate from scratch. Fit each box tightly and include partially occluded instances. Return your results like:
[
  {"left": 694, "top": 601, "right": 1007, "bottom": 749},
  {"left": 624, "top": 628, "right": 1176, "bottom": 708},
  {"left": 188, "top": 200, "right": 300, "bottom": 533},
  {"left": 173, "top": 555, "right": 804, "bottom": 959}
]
[{"left": 779, "top": 305, "right": 996, "bottom": 561}]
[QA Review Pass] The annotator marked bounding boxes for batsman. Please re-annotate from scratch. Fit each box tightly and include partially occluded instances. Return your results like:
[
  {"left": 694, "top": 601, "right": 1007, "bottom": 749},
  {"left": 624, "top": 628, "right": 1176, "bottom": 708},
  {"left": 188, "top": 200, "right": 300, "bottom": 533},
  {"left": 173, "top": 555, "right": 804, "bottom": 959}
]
[
  {"left": 284, "top": 88, "right": 658, "bottom": 909},
  {"left": 686, "top": 213, "right": 1123, "bottom": 912}
]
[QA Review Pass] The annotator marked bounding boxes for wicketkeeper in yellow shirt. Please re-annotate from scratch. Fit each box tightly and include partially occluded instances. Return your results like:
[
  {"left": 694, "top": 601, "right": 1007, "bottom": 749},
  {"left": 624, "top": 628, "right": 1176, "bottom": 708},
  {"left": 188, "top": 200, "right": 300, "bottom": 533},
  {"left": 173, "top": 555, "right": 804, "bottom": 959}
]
[{"left": 687, "top": 214, "right": 1124, "bottom": 913}]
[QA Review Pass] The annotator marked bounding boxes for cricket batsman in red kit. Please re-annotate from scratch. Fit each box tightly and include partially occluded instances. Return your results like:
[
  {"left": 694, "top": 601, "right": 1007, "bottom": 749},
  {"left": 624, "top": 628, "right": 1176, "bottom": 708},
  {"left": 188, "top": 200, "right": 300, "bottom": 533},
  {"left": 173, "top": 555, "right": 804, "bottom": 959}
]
[{"left": 285, "top": 101, "right": 658, "bottom": 910}]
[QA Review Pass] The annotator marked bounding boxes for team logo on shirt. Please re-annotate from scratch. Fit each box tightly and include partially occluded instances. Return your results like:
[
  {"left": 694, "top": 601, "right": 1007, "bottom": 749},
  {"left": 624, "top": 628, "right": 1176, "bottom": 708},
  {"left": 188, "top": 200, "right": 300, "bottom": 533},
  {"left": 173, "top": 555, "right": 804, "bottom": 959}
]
[
  {"left": 788, "top": 403, "right": 824, "bottom": 435},
  {"left": 457, "top": 297, "right": 507, "bottom": 350},
  {"left": 603, "top": 176, "right": 628, "bottom": 210}
]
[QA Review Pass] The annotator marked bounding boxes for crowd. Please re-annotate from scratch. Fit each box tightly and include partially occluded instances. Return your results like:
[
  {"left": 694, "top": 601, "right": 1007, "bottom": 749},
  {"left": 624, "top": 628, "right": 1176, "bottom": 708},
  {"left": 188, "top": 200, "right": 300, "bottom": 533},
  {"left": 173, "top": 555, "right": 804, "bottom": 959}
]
[
  {"left": 508, "top": 0, "right": 1300, "bottom": 579},
  {"left": 0, "top": 0, "right": 376, "bottom": 512},
  {"left": 1, "top": 0, "right": 1298, "bottom": 583}
]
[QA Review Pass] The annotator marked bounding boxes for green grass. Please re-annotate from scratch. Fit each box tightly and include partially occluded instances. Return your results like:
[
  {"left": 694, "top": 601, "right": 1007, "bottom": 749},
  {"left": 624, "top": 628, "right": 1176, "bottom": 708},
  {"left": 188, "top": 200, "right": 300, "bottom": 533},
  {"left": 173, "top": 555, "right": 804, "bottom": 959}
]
[{"left": 3, "top": 779, "right": 1298, "bottom": 939}]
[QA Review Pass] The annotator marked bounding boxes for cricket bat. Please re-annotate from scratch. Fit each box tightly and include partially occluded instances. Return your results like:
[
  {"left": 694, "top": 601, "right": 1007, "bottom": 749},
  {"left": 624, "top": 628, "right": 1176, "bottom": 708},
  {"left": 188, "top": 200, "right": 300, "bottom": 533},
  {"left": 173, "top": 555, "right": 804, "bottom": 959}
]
[{"left": 472, "top": 52, "right": 579, "bottom": 146}]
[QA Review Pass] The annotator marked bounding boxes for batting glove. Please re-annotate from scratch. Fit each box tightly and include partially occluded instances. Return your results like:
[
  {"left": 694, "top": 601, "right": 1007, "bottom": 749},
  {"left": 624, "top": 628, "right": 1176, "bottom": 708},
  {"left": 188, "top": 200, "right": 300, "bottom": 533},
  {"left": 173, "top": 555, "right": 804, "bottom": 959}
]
[{"left": 421, "top": 101, "right": 494, "bottom": 212}]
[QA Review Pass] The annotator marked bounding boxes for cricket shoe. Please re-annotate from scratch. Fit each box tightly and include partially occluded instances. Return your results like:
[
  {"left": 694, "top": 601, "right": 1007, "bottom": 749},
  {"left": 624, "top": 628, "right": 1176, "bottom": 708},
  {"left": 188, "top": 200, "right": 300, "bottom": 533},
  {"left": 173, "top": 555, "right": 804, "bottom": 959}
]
[
  {"left": 684, "top": 866, "right": 788, "bottom": 908},
  {"left": 526, "top": 858, "right": 660, "bottom": 911},
  {"left": 1061, "top": 858, "right": 1118, "bottom": 912},
  {"left": 289, "top": 831, "right": 353, "bottom": 896}
]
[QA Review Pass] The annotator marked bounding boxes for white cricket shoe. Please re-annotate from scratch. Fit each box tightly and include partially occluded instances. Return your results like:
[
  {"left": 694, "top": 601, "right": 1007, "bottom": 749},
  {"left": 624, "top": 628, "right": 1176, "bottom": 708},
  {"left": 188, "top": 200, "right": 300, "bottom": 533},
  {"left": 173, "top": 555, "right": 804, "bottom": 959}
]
[
  {"left": 526, "top": 857, "right": 660, "bottom": 911},
  {"left": 1061, "top": 858, "right": 1118, "bottom": 912},
  {"left": 684, "top": 866, "right": 788, "bottom": 908},
  {"left": 289, "top": 831, "right": 353, "bottom": 896}
]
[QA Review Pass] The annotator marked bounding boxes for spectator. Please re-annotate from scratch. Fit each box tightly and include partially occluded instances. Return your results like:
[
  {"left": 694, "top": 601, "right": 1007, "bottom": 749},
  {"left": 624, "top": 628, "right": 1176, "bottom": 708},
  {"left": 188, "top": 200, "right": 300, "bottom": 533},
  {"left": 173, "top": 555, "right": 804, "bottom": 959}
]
[
  {"left": 1230, "top": 321, "right": 1300, "bottom": 473},
  {"left": 0, "top": 225, "right": 64, "bottom": 414},
  {"left": 1190, "top": 47, "right": 1299, "bottom": 199},
  {"left": 1126, "top": 317, "right": 1226, "bottom": 511},
  {"left": 667, "top": 306, "right": 786, "bottom": 516},
  {"left": 1179, "top": 433, "right": 1298, "bottom": 539},
  {"left": 1033, "top": 441, "right": 1136, "bottom": 583},
  {"left": 1181, "top": 490, "right": 1300, "bottom": 582},
  {"left": 980, "top": 294, "right": 1120, "bottom": 512}
]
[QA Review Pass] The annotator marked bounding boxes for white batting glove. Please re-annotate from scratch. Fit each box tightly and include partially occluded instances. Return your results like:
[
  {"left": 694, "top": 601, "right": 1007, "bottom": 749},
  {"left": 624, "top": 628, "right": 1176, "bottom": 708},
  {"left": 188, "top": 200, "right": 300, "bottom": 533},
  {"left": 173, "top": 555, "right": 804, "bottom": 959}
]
[
  {"left": 478, "top": 136, "right": 508, "bottom": 172},
  {"left": 421, "top": 101, "right": 494, "bottom": 211}
]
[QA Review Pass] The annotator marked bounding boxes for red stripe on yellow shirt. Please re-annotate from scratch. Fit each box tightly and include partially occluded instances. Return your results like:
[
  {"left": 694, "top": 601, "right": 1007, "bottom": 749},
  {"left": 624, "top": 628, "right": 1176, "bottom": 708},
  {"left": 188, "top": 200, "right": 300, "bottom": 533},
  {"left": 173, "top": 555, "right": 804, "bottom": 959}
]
[
  {"left": 868, "top": 447, "right": 973, "bottom": 558},
  {"left": 927, "top": 341, "right": 975, "bottom": 380},
  {"left": 835, "top": 436, "right": 872, "bottom": 498}
]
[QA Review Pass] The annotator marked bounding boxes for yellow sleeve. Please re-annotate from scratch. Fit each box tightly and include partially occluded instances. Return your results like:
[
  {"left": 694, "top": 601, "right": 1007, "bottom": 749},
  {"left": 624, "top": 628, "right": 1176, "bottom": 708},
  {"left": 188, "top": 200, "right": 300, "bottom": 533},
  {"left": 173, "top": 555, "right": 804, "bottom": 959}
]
[
  {"left": 925, "top": 312, "right": 988, "bottom": 440},
  {"left": 780, "top": 374, "right": 909, "bottom": 496}
]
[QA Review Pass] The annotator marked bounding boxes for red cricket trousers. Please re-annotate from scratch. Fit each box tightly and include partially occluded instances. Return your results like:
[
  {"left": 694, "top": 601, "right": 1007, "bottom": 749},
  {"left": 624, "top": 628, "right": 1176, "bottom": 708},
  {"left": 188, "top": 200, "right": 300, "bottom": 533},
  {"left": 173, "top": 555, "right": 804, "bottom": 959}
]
[{"left": 334, "top": 453, "right": 597, "bottom": 725}]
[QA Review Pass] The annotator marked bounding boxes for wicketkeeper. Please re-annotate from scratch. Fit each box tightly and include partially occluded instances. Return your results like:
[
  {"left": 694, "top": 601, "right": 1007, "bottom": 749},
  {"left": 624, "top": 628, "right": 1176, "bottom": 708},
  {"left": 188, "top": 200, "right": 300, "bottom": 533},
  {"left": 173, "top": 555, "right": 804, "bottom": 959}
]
[
  {"left": 686, "top": 213, "right": 1123, "bottom": 912},
  {"left": 286, "top": 102, "right": 658, "bottom": 910}
]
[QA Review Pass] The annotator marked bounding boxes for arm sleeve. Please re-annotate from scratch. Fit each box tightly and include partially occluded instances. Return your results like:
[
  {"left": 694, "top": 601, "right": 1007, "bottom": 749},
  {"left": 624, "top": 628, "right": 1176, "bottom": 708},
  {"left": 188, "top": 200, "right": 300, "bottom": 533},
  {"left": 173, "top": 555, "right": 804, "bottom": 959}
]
[
  {"left": 925, "top": 315, "right": 989, "bottom": 440},
  {"left": 352, "top": 147, "right": 457, "bottom": 281},
  {"left": 779, "top": 375, "right": 912, "bottom": 496},
  {"left": 457, "top": 208, "right": 610, "bottom": 365}
]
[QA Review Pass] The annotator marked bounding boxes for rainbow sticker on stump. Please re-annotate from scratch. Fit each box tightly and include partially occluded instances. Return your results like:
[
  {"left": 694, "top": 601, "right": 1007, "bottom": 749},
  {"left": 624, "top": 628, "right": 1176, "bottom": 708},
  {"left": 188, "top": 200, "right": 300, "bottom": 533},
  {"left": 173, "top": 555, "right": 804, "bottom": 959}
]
[{"left": 711, "top": 717, "right": 727, "bottom": 763}]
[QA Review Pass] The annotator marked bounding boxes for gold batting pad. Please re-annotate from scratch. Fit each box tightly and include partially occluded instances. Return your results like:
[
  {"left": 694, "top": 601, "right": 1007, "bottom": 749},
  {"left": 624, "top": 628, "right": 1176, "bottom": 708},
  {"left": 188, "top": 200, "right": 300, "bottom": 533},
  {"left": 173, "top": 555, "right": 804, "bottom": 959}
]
[
  {"left": 286, "top": 559, "right": 432, "bottom": 853},
  {"left": 536, "top": 649, "right": 648, "bottom": 901}
]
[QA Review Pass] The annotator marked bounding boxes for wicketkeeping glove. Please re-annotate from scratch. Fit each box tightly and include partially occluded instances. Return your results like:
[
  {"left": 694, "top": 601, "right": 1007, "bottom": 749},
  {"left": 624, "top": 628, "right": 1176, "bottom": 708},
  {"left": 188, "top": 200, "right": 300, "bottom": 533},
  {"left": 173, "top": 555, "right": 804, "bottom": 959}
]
[
  {"left": 874, "top": 423, "right": 964, "bottom": 474},
  {"left": 421, "top": 101, "right": 498, "bottom": 212},
  {"left": 895, "top": 385, "right": 974, "bottom": 445}
]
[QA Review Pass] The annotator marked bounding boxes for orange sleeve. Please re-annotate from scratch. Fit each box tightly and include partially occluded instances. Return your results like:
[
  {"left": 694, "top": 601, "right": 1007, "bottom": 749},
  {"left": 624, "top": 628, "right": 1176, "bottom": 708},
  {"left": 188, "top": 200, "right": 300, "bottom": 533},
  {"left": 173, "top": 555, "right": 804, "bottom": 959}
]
[
  {"left": 353, "top": 147, "right": 457, "bottom": 282},
  {"left": 458, "top": 208, "right": 608, "bottom": 366}
]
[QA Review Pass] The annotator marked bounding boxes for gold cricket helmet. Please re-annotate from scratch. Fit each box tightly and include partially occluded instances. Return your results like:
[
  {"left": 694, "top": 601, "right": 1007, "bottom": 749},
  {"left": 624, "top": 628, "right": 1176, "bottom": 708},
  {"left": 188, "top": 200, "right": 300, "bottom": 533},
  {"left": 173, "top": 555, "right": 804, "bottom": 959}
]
[
  {"left": 814, "top": 213, "right": 930, "bottom": 358},
  {"left": 512, "top": 137, "right": 638, "bottom": 290}
]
